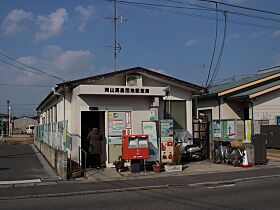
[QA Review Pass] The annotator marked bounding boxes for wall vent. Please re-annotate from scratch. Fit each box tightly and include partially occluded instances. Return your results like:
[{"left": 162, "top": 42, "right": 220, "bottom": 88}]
[{"left": 126, "top": 75, "right": 143, "bottom": 86}]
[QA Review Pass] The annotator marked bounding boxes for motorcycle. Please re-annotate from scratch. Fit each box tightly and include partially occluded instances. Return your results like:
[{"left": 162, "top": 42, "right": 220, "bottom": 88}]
[{"left": 182, "top": 140, "right": 206, "bottom": 162}]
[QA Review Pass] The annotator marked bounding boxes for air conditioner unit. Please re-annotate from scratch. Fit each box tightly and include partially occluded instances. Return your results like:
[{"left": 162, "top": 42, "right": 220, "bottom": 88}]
[{"left": 126, "top": 75, "right": 143, "bottom": 86}]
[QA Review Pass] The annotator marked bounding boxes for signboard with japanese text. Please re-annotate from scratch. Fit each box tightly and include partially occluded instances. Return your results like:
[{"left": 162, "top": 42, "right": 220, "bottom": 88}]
[
  {"left": 142, "top": 121, "right": 158, "bottom": 161},
  {"left": 108, "top": 112, "right": 126, "bottom": 137},
  {"left": 244, "top": 120, "right": 252, "bottom": 143},
  {"left": 160, "top": 120, "right": 174, "bottom": 163}
]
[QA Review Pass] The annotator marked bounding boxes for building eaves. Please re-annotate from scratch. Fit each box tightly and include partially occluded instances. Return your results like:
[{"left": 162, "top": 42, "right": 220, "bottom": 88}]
[
  {"left": 205, "top": 66, "right": 280, "bottom": 97},
  {"left": 37, "top": 66, "right": 207, "bottom": 111},
  {"left": 225, "top": 80, "right": 280, "bottom": 101},
  {"left": 56, "top": 66, "right": 207, "bottom": 93}
]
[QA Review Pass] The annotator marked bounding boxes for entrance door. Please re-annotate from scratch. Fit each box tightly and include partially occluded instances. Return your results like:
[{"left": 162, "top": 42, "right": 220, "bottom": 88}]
[
  {"left": 193, "top": 120, "right": 210, "bottom": 159},
  {"left": 81, "top": 111, "right": 106, "bottom": 167}
]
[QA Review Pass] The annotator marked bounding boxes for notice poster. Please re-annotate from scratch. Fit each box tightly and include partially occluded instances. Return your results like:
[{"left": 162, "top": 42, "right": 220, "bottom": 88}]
[
  {"left": 108, "top": 112, "right": 126, "bottom": 137},
  {"left": 222, "top": 120, "right": 236, "bottom": 140},
  {"left": 244, "top": 120, "right": 252, "bottom": 143},
  {"left": 160, "top": 120, "right": 174, "bottom": 163},
  {"left": 213, "top": 120, "right": 221, "bottom": 138},
  {"left": 142, "top": 121, "right": 158, "bottom": 161}
]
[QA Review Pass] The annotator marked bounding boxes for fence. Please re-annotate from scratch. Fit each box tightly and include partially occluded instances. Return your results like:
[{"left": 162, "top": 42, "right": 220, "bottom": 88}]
[{"left": 35, "top": 120, "right": 68, "bottom": 152}]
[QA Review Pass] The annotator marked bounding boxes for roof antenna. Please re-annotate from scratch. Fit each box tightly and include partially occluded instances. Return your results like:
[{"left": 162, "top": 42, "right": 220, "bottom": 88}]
[
  {"left": 113, "top": 0, "right": 118, "bottom": 71},
  {"left": 102, "top": 0, "right": 124, "bottom": 71}
]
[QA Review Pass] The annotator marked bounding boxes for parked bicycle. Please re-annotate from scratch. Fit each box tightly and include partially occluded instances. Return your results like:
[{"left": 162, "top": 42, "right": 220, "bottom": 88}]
[{"left": 213, "top": 140, "right": 244, "bottom": 166}]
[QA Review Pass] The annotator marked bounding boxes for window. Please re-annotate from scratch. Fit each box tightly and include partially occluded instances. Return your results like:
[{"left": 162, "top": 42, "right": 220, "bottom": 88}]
[{"left": 164, "top": 100, "right": 186, "bottom": 129}]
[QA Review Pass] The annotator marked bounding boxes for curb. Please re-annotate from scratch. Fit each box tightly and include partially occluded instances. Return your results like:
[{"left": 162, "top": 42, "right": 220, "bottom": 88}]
[
  {"left": 0, "top": 184, "right": 173, "bottom": 200},
  {"left": 188, "top": 174, "right": 280, "bottom": 187}
]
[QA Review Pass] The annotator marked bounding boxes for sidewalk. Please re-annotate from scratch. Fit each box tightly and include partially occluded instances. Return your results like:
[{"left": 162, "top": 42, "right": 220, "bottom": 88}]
[{"left": 78, "top": 158, "right": 280, "bottom": 183}]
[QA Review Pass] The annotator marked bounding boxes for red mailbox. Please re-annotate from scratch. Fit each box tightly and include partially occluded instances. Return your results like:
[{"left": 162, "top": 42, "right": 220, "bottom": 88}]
[{"left": 122, "top": 135, "right": 149, "bottom": 160}]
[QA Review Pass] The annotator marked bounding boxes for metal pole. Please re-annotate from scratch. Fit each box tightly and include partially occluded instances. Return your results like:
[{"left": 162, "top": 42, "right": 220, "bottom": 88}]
[
  {"left": 7, "top": 100, "right": 10, "bottom": 138},
  {"left": 114, "top": 0, "right": 117, "bottom": 71}
]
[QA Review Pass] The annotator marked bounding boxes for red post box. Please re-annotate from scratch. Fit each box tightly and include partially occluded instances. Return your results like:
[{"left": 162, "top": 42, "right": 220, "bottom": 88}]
[{"left": 122, "top": 135, "right": 149, "bottom": 160}]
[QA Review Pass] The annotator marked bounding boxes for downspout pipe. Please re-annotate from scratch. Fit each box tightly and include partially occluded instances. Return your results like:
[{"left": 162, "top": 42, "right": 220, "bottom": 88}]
[
  {"left": 217, "top": 96, "right": 221, "bottom": 120},
  {"left": 249, "top": 101, "right": 254, "bottom": 135}
]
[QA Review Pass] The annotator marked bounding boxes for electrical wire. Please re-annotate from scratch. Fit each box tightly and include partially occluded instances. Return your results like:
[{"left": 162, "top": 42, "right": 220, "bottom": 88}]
[
  {"left": 208, "top": 11, "right": 228, "bottom": 86},
  {"left": 119, "top": 1, "right": 280, "bottom": 30},
  {"left": 0, "top": 104, "right": 38, "bottom": 106},
  {"left": 0, "top": 58, "right": 48, "bottom": 76},
  {"left": 0, "top": 51, "right": 65, "bottom": 82},
  {"left": 0, "top": 83, "right": 52, "bottom": 87},
  {"left": 205, "top": 2, "right": 218, "bottom": 87},
  {"left": 116, "top": 0, "right": 216, "bottom": 12},
  {"left": 196, "top": 0, "right": 280, "bottom": 16},
  {"left": 118, "top": 0, "right": 280, "bottom": 23}
]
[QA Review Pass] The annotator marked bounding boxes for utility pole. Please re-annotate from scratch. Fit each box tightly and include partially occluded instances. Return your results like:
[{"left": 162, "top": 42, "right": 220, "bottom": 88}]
[
  {"left": 7, "top": 100, "right": 10, "bottom": 138},
  {"left": 102, "top": 0, "right": 122, "bottom": 71},
  {"left": 114, "top": 0, "right": 117, "bottom": 71}
]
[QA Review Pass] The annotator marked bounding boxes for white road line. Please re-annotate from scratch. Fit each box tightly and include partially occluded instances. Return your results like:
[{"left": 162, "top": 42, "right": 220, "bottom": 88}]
[
  {"left": 207, "top": 184, "right": 236, "bottom": 189},
  {"left": 0, "top": 179, "right": 41, "bottom": 185}
]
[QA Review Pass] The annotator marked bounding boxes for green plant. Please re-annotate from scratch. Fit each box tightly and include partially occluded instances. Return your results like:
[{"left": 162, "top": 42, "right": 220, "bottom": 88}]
[{"left": 113, "top": 156, "right": 125, "bottom": 171}]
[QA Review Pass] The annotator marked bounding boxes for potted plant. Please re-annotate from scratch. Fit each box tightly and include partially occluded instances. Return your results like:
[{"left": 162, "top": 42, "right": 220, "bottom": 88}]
[
  {"left": 70, "top": 160, "right": 82, "bottom": 178},
  {"left": 152, "top": 161, "right": 163, "bottom": 173},
  {"left": 113, "top": 156, "right": 126, "bottom": 172},
  {"left": 164, "top": 144, "right": 183, "bottom": 172}
]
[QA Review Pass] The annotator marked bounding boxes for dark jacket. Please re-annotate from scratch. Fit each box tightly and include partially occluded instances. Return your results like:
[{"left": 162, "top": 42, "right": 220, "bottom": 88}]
[{"left": 87, "top": 128, "right": 103, "bottom": 155}]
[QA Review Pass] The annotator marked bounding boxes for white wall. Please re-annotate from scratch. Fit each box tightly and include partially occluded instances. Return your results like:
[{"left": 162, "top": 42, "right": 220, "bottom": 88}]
[
  {"left": 70, "top": 92, "right": 152, "bottom": 162},
  {"left": 197, "top": 97, "right": 243, "bottom": 120},
  {"left": 252, "top": 89, "right": 280, "bottom": 125}
]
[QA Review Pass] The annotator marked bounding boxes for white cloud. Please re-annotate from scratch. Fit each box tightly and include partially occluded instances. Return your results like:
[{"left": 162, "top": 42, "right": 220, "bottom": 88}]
[
  {"left": 272, "top": 30, "right": 280, "bottom": 37},
  {"left": 0, "top": 46, "right": 94, "bottom": 86},
  {"left": 1, "top": 9, "right": 34, "bottom": 35},
  {"left": 35, "top": 8, "right": 68, "bottom": 41},
  {"left": 52, "top": 50, "right": 94, "bottom": 73},
  {"left": 75, "top": 5, "right": 95, "bottom": 32},
  {"left": 42, "top": 45, "right": 63, "bottom": 58},
  {"left": 249, "top": 31, "right": 264, "bottom": 38},
  {"left": 185, "top": 38, "right": 199, "bottom": 48}
]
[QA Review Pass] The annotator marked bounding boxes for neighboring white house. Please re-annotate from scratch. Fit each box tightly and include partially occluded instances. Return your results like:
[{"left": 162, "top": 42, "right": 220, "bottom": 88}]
[
  {"left": 13, "top": 116, "right": 38, "bottom": 134},
  {"left": 36, "top": 67, "right": 206, "bottom": 167},
  {"left": 195, "top": 65, "right": 280, "bottom": 142}
]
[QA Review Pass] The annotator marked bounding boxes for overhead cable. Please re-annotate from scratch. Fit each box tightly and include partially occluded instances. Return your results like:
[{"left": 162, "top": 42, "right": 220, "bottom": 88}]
[{"left": 0, "top": 51, "right": 65, "bottom": 82}]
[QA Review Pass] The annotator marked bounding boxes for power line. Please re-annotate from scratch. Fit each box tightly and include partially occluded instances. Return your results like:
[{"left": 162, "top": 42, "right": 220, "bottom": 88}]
[
  {"left": 0, "top": 58, "right": 49, "bottom": 76},
  {"left": 196, "top": 0, "right": 280, "bottom": 16},
  {"left": 208, "top": 11, "right": 228, "bottom": 86},
  {"left": 117, "top": 0, "right": 216, "bottom": 12},
  {"left": 119, "top": 1, "right": 280, "bottom": 30},
  {"left": 0, "top": 83, "right": 52, "bottom": 87},
  {"left": 0, "top": 51, "right": 65, "bottom": 82},
  {"left": 165, "top": 0, "right": 280, "bottom": 23},
  {"left": 0, "top": 104, "right": 38, "bottom": 106},
  {"left": 118, "top": 0, "right": 280, "bottom": 23},
  {"left": 205, "top": 2, "right": 218, "bottom": 87}
]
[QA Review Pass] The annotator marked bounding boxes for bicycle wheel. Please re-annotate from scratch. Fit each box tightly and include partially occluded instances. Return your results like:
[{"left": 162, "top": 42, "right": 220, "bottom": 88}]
[
  {"left": 230, "top": 148, "right": 242, "bottom": 166},
  {"left": 213, "top": 148, "right": 222, "bottom": 164}
]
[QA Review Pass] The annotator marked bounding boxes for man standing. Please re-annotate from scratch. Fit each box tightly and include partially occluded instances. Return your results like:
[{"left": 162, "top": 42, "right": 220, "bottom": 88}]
[{"left": 87, "top": 128, "right": 103, "bottom": 169}]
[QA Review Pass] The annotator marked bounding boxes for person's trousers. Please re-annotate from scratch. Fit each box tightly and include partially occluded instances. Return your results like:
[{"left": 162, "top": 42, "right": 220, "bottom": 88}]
[{"left": 92, "top": 154, "right": 101, "bottom": 168}]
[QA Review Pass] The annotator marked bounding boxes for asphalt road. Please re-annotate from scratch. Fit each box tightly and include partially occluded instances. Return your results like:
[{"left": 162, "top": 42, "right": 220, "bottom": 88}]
[
  {"left": 0, "top": 144, "right": 48, "bottom": 181},
  {"left": 1, "top": 176, "right": 279, "bottom": 210}
]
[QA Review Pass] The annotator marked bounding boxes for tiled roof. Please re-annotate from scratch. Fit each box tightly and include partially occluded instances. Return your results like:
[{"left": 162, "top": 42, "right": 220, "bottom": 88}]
[
  {"left": 226, "top": 80, "right": 280, "bottom": 100},
  {"left": 207, "top": 66, "right": 280, "bottom": 95}
]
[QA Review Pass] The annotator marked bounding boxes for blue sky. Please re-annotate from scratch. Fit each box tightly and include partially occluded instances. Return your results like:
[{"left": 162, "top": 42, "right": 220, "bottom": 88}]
[{"left": 1, "top": 0, "right": 280, "bottom": 116}]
